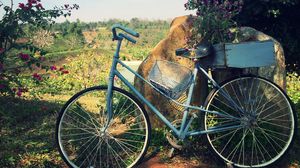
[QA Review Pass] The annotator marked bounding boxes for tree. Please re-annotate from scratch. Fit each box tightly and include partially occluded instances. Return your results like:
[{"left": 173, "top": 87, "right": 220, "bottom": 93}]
[
  {"left": 236, "top": 0, "right": 300, "bottom": 70},
  {"left": 0, "top": 0, "right": 78, "bottom": 96}
]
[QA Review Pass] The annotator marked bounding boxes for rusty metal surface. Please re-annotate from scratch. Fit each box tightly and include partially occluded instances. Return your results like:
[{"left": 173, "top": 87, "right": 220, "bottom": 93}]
[
  {"left": 225, "top": 40, "right": 275, "bottom": 68},
  {"left": 202, "top": 40, "right": 275, "bottom": 69}
]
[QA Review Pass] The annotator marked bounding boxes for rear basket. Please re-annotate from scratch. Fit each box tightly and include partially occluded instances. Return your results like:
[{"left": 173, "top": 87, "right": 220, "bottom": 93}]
[{"left": 148, "top": 60, "right": 193, "bottom": 99}]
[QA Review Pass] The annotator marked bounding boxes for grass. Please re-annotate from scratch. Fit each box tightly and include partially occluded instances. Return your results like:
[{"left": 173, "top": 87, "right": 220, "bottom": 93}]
[
  {"left": 1, "top": 74, "right": 299, "bottom": 167},
  {"left": 0, "top": 96, "right": 68, "bottom": 168}
]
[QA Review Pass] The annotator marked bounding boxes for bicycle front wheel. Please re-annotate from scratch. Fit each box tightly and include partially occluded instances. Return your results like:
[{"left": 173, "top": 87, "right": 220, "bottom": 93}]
[
  {"left": 204, "top": 76, "right": 296, "bottom": 167},
  {"left": 56, "top": 86, "right": 151, "bottom": 168}
]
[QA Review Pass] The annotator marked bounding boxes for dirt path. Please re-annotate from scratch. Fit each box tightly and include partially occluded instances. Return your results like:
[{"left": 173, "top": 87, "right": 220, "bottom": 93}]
[{"left": 139, "top": 155, "right": 210, "bottom": 168}]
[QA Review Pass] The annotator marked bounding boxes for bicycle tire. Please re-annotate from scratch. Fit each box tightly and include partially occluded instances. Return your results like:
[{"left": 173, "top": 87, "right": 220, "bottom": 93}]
[
  {"left": 56, "top": 86, "right": 151, "bottom": 168},
  {"left": 204, "top": 75, "right": 297, "bottom": 167}
]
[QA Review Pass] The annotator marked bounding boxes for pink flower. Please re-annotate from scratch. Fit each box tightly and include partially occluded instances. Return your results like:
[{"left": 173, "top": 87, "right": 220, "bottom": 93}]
[
  {"left": 19, "top": 53, "right": 30, "bottom": 61},
  {"left": 17, "top": 91, "right": 22, "bottom": 97},
  {"left": 50, "top": 65, "right": 57, "bottom": 71},
  {"left": 28, "top": 0, "right": 37, "bottom": 4},
  {"left": 0, "top": 63, "right": 3, "bottom": 71},
  {"left": 19, "top": 3, "right": 31, "bottom": 10},
  {"left": 36, "top": 3, "right": 44, "bottom": 10},
  {"left": 40, "top": 106, "right": 48, "bottom": 111},
  {"left": 0, "top": 48, "right": 5, "bottom": 54},
  {"left": 62, "top": 70, "right": 69, "bottom": 74},
  {"left": 19, "top": 3, "right": 25, "bottom": 9},
  {"left": 32, "top": 73, "right": 42, "bottom": 81},
  {"left": 15, "top": 88, "right": 28, "bottom": 96},
  {"left": 0, "top": 84, "right": 5, "bottom": 89},
  {"left": 58, "top": 67, "right": 69, "bottom": 74},
  {"left": 39, "top": 56, "right": 46, "bottom": 62}
]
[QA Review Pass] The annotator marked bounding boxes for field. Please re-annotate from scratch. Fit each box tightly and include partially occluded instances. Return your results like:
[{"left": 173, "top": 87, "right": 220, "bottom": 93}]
[{"left": 1, "top": 20, "right": 300, "bottom": 167}]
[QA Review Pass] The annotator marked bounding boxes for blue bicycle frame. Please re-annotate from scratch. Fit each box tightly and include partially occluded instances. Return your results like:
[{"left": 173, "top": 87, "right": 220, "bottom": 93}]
[{"left": 106, "top": 31, "right": 243, "bottom": 140}]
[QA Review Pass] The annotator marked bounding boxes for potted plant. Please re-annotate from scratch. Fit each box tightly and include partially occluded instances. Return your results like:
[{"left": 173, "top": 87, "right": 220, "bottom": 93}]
[{"left": 184, "top": 0, "right": 275, "bottom": 68}]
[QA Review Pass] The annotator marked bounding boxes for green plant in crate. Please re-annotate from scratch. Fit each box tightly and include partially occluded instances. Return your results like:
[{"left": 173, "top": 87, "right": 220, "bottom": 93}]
[{"left": 184, "top": 0, "right": 244, "bottom": 46}]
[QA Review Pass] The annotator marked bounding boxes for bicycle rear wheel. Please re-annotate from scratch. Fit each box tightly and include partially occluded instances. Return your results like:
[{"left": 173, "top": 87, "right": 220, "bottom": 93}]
[
  {"left": 56, "top": 86, "right": 151, "bottom": 168},
  {"left": 204, "top": 75, "right": 296, "bottom": 167}
]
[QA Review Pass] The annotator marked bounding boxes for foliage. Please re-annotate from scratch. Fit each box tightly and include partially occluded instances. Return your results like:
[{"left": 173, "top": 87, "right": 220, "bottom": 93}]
[
  {"left": 287, "top": 72, "right": 300, "bottom": 103},
  {"left": 26, "top": 50, "right": 113, "bottom": 95},
  {"left": 185, "top": 0, "right": 244, "bottom": 45},
  {"left": 0, "top": 96, "right": 66, "bottom": 167},
  {"left": 44, "top": 20, "right": 86, "bottom": 52},
  {"left": 0, "top": 0, "right": 78, "bottom": 97},
  {"left": 235, "top": 0, "right": 300, "bottom": 69},
  {"left": 0, "top": 16, "right": 299, "bottom": 167}
]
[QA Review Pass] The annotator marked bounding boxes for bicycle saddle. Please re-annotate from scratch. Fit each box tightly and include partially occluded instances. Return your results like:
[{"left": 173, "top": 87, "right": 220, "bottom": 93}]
[{"left": 176, "top": 42, "right": 213, "bottom": 59}]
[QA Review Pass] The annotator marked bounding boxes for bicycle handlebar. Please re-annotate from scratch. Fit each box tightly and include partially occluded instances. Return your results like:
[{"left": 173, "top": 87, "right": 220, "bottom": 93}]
[
  {"left": 112, "top": 24, "right": 139, "bottom": 43},
  {"left": 119, "top": 33, "right": 137, "bottom": 44}
]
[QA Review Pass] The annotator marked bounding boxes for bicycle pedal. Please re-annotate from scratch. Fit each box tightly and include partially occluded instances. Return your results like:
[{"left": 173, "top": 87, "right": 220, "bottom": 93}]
[
  {"left": 167, "top": 147, "right": 175, "bottom": 158},
  {"left": 226, "top": 162, "right": 233, "bottom": 168},
  {"left": 191, "top": 112, "right": 198, "bottom": 118}
]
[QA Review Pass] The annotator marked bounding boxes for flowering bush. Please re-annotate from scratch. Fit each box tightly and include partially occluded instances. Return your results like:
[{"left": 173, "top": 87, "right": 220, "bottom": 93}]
[
  {"left": 0, "top": 0, "right": 78, "bottom": 97},
  {"left": 185, "top": 0, "right": 244, "bottom": 46}
]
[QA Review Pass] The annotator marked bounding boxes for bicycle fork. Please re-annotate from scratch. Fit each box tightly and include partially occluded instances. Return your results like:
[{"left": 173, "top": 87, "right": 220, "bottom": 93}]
[{"left": 104, "top": 39, "right": 123, "bottom": 131}]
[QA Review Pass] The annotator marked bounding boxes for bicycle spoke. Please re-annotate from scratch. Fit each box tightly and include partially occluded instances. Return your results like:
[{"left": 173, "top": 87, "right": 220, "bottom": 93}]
[
  {"left": 256, "top": 127, "right": 288, "bottom": 144},
  {"left": 65, "top": 113, "right": 97, "bottom": 131},
  {"left": 74, "top": 103, "right": 100, "bottom": 129},
  {"left": 219, "top": 128, "right": 241, "bottom": 154},
  {"left": 209, "top": 103, "right": 238, "bottom": 119},
  {"left": 116, "top": 138, "right": 142, "bottom": 150},
  {"left": 260, "top": 105, "right": 289, "bottom": 120},
  {"left": 76, "top": 136, "right": 98, "bottom": 161},
  {"left": 113, "top": 138, "right": 136, "bottom": 156},
  {"left": 62, "top": 134, "right": 96, "bottom": 143},
  {"left": 61, "top": 121, "right": 96, "bottom": 135},
  {"left": 78, "top": 137, "right": 101, "bottom": 167},
  {"left": 257, "top": 98, "right": 285, "bottom": 118},
  {"left": 227, "top": 129, "right": 249, "bottom": 161},
  {"left": 211, "top": 128, "right": 241, "bottom": 143},
  {"left": 253, "top": 82, "right": 267, "bottom": 114},
  {"left": 205, "top": 77, "right": 295, "bottom": 167},
  {"left": 230, "top": 82, "right": 244, "bottom": 111},
  {"left": 214, "top": 95, "right": 240, "bottom": 114},
  {"left": 259, "top": 120, "right": 291, "bottom": 130},
  {"left": 106, "top": 139, "right": 128, "bottom": 167},
  {"left": 257, "top": 127, "right": 283, "bottom": 152},
  {"left": 57, "top": 87, "right": 150, "bottom": 167}
]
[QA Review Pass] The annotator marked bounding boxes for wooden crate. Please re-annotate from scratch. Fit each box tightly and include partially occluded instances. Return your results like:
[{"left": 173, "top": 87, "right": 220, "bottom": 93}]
[{"left": 202, "top": 40, "right": 275, "bottom": 69}]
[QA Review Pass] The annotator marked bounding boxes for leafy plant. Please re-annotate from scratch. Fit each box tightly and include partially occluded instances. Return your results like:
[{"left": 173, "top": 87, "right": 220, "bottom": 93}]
[
  {"left": 235, "top": 0, "right": 300, "bottom": 69},
  {"left": 185, "top": 0, "right": 244, "bottom": 45},
  {"left": 287, "top": 72, "right": 300, "bottom": 103},
  {"left": 0, "top": 0, "right": 78, "bottom": 97}
]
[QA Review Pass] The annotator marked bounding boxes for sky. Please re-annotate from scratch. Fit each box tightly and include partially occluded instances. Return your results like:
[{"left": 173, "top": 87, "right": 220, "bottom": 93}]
[{"left": 3, "top": 0, "right": 194, "bottom": 22}]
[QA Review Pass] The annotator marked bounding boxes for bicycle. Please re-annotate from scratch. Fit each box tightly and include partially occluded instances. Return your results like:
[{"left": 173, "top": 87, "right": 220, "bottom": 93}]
[{"left": 56, "top": 24, "right": 297, "bottom": 168}]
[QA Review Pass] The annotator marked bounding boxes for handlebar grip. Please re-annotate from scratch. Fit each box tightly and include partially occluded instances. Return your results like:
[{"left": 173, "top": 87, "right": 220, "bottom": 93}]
[
  {"left": 119, "top": 33, "right": 137, "bottom": 44},
  {"left": 112, "top": 24, "right": 139, "bottom": 37},
  {"left": 175, "top": 48, "right": 189, "bottom": 56}
]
